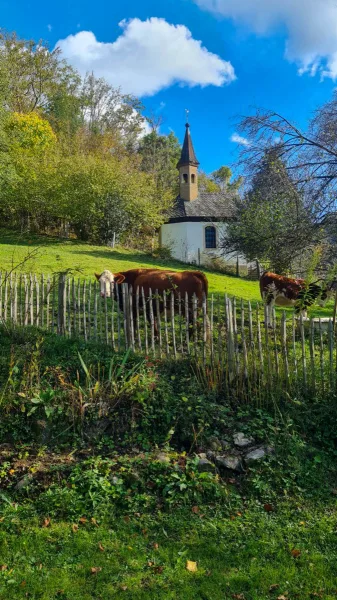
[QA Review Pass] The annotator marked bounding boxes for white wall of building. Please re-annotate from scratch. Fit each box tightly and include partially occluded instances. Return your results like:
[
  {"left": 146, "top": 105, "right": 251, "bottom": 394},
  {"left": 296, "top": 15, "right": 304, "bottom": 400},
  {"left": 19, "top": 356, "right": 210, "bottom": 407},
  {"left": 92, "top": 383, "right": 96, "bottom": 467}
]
[{"left": 161, "top": 221, "right": 246, "bottom": 267}]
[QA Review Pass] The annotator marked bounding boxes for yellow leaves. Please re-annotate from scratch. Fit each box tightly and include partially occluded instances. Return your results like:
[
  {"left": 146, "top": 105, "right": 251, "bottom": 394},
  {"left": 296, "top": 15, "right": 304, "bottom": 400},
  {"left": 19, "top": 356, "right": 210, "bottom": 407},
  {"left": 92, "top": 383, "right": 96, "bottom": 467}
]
[
  {"left": 98, "top": 543, "right": 104, "bottom": 552},
  {"left": 7, "top": 112, "right": 56, "bottom": 153},
  {"left": 186, "top": 560, "right": 198, "bottom": 572},
  {"left": 72, "top": 524, "right": 78, "bottom": 533}
]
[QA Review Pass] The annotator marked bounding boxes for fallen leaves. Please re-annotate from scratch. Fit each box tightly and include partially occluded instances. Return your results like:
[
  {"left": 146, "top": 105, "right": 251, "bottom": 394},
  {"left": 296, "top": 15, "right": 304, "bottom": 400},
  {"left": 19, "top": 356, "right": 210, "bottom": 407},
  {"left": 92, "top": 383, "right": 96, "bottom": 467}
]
[
  {"left": 0, "top": 565, "right": 7, "bottom": 572},
  {"left": 269, "top": 584, "right": 280, "bottom": 592},
  {"left": 79, "top": 517, "right": 87, "bottom": 524},
  {"left": 232, "top": 595, "right": 245, "bottom": 600},
  {"left": 153, "top": 542, "right": 159, "bottom": 550},
  {"left": 98, "top": 543, "right": 104, "bottom": 552},
  {"left": 192, "top": 506, "right": 199, "bottom": 514},
  {"left": 277, "top": 595, "right": 288, "bottom": 600},
  {"left": 291, "top": 548, "right": 301, "bottom": 558},
  {"left": 264, "top": 503, "right": 274, "bottom": 512},
  {"left": 90, "top": 567, "right": 102, "bottom": 574},
  {"left": 186, "top": 560, "right": 198, "bottom": 572},
  {"left": 72, "top": 524, "right": 78, "bottom": 533},
  {"left": 42, "top": 518, "right": 50, "bottom": 528}
]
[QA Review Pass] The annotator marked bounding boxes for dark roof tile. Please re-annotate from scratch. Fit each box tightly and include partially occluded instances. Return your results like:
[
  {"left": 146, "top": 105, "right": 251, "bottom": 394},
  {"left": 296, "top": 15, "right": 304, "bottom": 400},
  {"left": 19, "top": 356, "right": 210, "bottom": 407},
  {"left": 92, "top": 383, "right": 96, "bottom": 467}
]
[{"left": 167, "top": 191, "right": 236, "bottom": 221}]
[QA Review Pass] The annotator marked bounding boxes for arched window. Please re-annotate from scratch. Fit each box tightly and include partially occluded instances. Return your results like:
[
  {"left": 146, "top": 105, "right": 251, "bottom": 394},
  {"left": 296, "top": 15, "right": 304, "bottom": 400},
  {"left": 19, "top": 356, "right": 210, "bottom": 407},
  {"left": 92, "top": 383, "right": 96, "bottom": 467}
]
[
  {"left": 205, "top": 226, "right": 216, "bottom": 249},
  {"left": 182, "top": 173, "right": 188, "bottom": 183},
  {"left": 191, "top": 174, "right": 195, "bottom": 183}
]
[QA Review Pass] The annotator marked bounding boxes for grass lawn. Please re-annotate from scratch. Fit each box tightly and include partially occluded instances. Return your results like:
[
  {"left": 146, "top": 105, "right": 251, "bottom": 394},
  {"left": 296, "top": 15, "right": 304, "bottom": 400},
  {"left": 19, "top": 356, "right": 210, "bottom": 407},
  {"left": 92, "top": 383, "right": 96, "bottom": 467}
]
[
  {"left": 0, "top": 228, "right": 261, "bottom": 298},
  {"left": 0, "top": 228, "right": 333, "bottom": 316},
  {"left": 1, "top": 503, "right": 337, "bottom": 599}
]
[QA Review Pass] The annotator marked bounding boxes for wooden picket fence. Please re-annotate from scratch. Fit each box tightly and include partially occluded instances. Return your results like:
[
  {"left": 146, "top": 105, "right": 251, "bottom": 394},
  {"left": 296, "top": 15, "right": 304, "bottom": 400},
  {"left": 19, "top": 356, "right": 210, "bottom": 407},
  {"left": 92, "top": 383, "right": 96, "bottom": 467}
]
[{"left": 1, "top": 271, "right": 337, "bottom": 399}]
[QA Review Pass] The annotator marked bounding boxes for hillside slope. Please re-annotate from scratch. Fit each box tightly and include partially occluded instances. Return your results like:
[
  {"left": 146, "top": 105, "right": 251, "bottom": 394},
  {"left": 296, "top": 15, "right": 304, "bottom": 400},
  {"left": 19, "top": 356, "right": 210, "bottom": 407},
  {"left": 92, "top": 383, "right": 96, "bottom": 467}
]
[{"left": 0, "top": 229, "right": 259, "bottom": 299}]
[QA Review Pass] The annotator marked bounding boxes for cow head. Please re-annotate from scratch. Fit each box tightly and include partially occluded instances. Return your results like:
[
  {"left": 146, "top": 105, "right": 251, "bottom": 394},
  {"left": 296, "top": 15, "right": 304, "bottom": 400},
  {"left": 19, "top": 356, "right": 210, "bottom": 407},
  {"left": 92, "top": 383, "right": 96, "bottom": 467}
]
[{"left": 94, "top": 270, "right": 125, "bottom": 297}]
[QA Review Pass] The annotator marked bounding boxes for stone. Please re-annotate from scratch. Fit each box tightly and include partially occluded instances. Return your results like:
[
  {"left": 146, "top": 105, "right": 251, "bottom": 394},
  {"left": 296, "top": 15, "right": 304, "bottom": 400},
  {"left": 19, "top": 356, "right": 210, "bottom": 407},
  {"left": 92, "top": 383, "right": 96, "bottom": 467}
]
[
  {"left": 233, "top": 432, "right": 255, "bottom": 448},
  {"left": 155, "top": 452, "right": 170, "bottom": 464},
  {"left": 15, "top": 474, "right": 33, "bottom": 491},
  {"left": 220, "top": 440, "right": 231, "bottom": 452},
  {"left": 198, "top": 453, "right": 207, "bottom": 459},
  {"left": 206, "top": 450, "right": 216, "bottom": 461},
  {"left": 245, "top": 447, "right": 267, "bottom": 464},
  {"left": 207, "top": 436, "right": 222, "bottom": 452},
  {"left": 215, "top": 455, "right": 243, "bottom": 472},
  {"left": 197, "top": 458, "right": 216, "bottom": 473},
  {"left": 111, "top": 476, "right": 121, "bottom": 485}
]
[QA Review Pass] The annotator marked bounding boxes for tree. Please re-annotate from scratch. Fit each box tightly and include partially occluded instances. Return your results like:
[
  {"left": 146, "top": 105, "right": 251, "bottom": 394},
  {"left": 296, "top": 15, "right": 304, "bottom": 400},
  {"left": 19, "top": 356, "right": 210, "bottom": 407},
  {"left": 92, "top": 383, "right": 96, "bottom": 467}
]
[
  {"left": 79, "top": 73, "right": 146, "bottom": 148},
  {"left": 2, "top": 112, "right": 57, "bottom": 230},
  {"left": 211, "top": 166, "right": 243, "bottom": 191},
  {"left": 0, "top": 30, "right": 79, "bottom": 114},
  {"left": 199, "top": 166, "right": 243, "bottom": 193},
  {"left": 138, "top": 130, "right": 181, "bottom": 200},
  {"left": 198, "top": 170, "right": 220, "bottom": 193},
  {"left": 235, "top": 91, "right": 337, "bottom": 226},
  {"left": 222, "top": 150, "right": 315, "bottom": 273}
]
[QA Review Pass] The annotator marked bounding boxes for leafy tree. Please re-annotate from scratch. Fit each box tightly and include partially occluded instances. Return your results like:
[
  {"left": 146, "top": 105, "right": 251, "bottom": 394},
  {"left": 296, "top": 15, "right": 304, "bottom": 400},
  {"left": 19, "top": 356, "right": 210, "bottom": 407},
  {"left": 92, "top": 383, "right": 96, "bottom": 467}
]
[
  {"left": 0, "top": 30, "right": 79, "bottom": 114},
  {"left": 198, "top": 170, "right": 220, "bottom": 193},
  {"left": 222, "top": 150, "right": 315, "bottom": 273},
  {"left": 2, "top": 112, "right": 57, "bottom": 230},
  {"left": 79, "top": 73, "right": 145, "bottom": 148},
  {"left": 199, "top": 166, "right": 243, "bottom": 194},
  {"left": 211, "top": 165, "right": 243, "bottom": 191},
  {"left": 138, "top": 130, "right": 181, "bottom": 200}
]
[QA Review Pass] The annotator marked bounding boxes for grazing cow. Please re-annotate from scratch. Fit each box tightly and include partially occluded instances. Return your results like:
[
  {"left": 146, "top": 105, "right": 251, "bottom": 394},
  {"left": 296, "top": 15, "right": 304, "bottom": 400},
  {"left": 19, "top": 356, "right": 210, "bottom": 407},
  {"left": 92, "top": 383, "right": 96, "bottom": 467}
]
[
  {"left": 95, "top": 268, "right": 157, "bottom": 299},
  {"left": 95, "top": 268, "right": 209, "bottom": 333},
  {"left": 260, "top": 271, "right": 337, "bottom": 326}
]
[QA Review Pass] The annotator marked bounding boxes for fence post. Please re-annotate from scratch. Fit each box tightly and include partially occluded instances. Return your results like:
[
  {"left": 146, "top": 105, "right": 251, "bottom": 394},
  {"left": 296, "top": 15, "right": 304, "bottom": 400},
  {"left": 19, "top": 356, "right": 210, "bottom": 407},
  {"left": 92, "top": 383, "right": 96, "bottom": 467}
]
[
  {"left": 57, "top": 274, "right": 66, "bottom": 336},
  {"left": 256, "top": 260, "right": 261, "bottom": 280}
]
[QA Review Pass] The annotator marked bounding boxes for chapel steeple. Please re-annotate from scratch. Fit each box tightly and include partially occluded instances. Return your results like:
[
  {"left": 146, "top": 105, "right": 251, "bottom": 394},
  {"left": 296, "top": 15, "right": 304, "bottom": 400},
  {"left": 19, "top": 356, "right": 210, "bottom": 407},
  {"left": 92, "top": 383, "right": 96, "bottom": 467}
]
[{"left": 177, "top": 121, "right": 199, "bottom": 202}]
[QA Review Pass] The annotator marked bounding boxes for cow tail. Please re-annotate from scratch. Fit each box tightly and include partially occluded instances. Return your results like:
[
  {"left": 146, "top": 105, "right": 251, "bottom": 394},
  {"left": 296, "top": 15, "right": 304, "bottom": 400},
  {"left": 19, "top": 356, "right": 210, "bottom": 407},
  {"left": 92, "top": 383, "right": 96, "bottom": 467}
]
[{"left": 194, "top": 271, "right": 208, "bottom": 297}]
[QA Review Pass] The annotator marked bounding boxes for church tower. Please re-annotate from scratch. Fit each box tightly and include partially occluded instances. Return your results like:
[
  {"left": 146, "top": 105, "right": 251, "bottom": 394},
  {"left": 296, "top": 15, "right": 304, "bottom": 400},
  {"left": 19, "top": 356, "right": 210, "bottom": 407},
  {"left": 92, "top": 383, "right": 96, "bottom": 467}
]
[{"left": 177, "top": 122, "right": 199, "bottom": 202}]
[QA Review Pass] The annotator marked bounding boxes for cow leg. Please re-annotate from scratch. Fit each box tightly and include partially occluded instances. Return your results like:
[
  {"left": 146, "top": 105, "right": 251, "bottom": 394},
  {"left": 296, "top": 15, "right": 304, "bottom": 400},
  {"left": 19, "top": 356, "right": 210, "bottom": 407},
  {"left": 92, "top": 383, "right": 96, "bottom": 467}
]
[{"left": 264, "top": 295, "right": 275, "bottom": 328}]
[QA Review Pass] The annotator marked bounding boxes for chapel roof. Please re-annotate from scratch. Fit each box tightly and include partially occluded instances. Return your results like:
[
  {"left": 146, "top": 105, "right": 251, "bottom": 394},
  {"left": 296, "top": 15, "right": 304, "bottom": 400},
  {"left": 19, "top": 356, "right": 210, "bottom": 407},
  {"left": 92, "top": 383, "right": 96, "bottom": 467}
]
[
  {"left": 167, "top": 191, "right": 236, "bottom": 222},
  {"left": 176, "top": 123, "right": 199, "bottom": 168}
]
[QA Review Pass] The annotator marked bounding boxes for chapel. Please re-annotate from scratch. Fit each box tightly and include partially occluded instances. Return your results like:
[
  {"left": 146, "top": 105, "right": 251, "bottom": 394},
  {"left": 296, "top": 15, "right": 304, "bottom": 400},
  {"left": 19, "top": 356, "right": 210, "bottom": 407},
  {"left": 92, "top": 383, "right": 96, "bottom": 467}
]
[{"left": 160, "top": 121, "right": 239, "bottom": 267}]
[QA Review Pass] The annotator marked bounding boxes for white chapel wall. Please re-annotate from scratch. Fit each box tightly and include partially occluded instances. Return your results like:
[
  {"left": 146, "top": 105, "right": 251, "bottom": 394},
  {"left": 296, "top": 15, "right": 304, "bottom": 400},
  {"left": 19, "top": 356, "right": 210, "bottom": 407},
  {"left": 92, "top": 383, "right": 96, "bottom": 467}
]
[{"left": 161, "top": 222, "right": 247, "bottom": 267}]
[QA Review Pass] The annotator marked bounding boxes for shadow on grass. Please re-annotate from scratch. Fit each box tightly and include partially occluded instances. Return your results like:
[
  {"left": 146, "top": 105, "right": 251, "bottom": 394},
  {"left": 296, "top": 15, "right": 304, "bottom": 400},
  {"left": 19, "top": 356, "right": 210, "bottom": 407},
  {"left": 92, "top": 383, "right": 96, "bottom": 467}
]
[{"left": 0, "top": 228, "right": 68, "bottom": 247}]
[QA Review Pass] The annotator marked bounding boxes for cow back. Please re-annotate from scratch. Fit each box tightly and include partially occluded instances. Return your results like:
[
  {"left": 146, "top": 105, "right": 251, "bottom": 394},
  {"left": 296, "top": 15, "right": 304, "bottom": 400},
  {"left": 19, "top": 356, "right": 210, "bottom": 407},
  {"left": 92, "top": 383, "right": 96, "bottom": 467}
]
[{"left": 134, "top": 270, "right": 208, "bottom": 302}]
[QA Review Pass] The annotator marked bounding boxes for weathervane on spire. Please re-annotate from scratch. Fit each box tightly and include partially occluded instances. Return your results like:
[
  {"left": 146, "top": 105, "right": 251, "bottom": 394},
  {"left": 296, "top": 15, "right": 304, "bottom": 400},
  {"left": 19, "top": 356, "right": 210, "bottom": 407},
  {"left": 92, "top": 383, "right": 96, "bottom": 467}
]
[{"left": 185, "top": 108, "right": 190, "bottom": 126}]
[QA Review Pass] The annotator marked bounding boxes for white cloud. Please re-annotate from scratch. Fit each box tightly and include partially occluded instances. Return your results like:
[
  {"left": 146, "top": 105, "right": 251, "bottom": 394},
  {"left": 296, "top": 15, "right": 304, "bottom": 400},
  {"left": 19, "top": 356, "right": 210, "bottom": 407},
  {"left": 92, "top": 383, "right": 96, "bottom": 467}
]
[
  {"left": 230, "top": 132, "right": 250, "bottom": 146},
  {"left": 47, "top": 24, "right": 52, "bottom": 32},
  {"left": 55, "top": 17, "right": 236, "bottom": 97},
  {"left": 195, "top": 0, "right": 337, "bottom": 79}
]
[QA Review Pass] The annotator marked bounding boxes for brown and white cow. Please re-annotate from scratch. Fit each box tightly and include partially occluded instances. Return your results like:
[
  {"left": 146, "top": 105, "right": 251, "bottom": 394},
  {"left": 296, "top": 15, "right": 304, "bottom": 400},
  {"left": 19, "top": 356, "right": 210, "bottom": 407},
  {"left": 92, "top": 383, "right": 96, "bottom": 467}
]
[
  {"left": 95, "top": 268, "right": 209, "bottom": 333},
  {"left": 260, "top": 271, "right": 336, "bottom": 326}
]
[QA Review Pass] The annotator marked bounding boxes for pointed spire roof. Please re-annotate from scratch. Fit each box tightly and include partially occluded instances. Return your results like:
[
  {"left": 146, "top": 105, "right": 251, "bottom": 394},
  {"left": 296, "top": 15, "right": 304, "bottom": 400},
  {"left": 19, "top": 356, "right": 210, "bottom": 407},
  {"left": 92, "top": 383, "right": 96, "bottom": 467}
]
[{"left": 177, "top": 123, "right": 199, "bottom": 168}]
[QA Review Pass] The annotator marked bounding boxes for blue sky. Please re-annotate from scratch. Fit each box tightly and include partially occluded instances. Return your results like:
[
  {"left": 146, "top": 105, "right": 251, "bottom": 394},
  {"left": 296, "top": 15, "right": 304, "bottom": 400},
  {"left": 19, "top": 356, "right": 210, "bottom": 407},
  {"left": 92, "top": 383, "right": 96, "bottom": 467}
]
[{"left": 1, "top": 0, "right": 337, "bottom": 173}]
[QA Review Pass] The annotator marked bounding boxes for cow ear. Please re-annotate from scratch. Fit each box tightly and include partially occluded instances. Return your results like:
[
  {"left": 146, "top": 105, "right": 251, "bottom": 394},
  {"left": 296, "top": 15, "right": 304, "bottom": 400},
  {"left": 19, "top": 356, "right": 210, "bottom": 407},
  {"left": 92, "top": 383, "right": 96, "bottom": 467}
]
[
  {"left": 94, "top": 272, "right": 101, "bottom": 281},
  {"left": 115, "top": 273, "right": 125, "bottom": 284}
]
